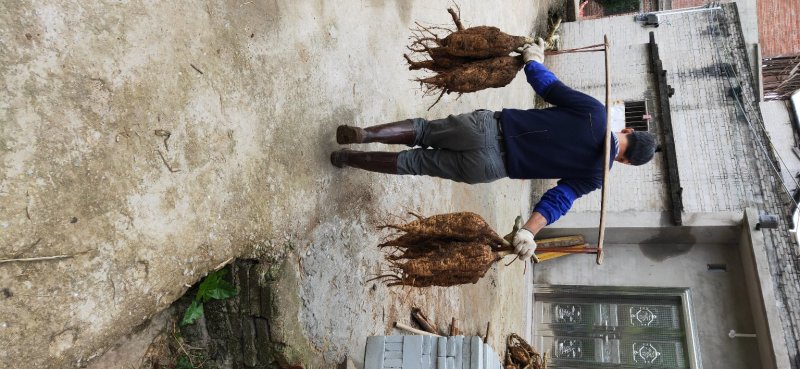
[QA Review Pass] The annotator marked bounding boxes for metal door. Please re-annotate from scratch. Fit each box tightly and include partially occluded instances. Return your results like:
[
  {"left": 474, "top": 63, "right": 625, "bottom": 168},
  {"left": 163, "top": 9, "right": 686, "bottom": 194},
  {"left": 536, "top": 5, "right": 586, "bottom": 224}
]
[{"left": 533, "top": 291, "right": 693, "bottom": 368}]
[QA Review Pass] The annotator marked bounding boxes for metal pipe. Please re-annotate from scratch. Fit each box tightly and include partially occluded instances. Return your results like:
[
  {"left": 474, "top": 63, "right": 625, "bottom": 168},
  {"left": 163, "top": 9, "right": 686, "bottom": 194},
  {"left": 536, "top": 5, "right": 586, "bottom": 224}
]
[{"left": 645, "top": 3, "right": 721, "bottom": 16}]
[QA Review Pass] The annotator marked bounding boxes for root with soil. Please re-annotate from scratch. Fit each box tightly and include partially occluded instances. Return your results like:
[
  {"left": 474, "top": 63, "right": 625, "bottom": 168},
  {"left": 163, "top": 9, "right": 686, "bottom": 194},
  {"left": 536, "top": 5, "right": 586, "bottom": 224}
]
[
  {"left": 404, "top": 7, "right": 532, "bottom": 109},
  {"left": 375, "top": 212, "right": 516, "bottom": 287},
  {"left": 505, "top": 333, "right": 547, "bottom": 369}
]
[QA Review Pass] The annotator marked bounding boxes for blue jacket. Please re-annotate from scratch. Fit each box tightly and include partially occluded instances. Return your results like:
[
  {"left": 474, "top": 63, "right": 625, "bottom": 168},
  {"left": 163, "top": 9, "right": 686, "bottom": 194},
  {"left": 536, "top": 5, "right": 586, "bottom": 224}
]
[{"left": 499, "top": 61, "right": 617, "bottom": 225}]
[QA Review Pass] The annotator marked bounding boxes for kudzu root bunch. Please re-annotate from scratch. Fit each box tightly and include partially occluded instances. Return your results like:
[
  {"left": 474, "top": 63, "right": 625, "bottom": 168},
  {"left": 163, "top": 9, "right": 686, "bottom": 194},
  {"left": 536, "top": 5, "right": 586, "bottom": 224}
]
[
  {"left": 375, "top": 212, "right": 507, "bottom": 287},
  {"left": 405, "top": 8, "right": 532, "bottom": 108}
]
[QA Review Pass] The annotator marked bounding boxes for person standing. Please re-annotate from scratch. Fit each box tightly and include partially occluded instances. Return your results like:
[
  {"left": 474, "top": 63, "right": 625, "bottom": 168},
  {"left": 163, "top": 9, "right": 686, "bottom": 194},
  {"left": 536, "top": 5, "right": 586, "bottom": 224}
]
[{"left": 330, "top": 38, "right": 657, "bottom": 262}]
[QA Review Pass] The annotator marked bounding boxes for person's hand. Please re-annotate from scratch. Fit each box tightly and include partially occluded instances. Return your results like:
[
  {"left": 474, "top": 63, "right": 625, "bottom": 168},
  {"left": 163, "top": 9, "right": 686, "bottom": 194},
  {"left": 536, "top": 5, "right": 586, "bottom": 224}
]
[
  {"left": 513, "top": 228, "right": 537, "bottom": 261},
  {"left": 517, "top": 37, "right": 546, "bottom": 65}
]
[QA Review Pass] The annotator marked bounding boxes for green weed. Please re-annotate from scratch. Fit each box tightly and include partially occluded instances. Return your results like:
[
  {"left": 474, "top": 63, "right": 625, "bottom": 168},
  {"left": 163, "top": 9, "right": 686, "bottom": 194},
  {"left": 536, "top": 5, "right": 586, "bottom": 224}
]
[{"left": 180, "top": 269, "right": 237, "bottom": 326}]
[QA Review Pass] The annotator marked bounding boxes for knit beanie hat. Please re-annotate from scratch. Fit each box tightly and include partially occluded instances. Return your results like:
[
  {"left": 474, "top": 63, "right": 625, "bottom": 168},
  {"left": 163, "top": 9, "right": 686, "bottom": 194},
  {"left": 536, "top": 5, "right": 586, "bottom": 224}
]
[{"left": 626, "top": 131, "right": 657, "bottom": 166}]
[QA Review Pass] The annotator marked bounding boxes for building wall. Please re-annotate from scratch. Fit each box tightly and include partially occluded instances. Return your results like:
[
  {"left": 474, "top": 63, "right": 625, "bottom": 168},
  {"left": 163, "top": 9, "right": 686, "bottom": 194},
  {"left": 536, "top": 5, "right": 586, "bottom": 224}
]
[
  {"left": 534, "top": 242, "right": 760, "bottom": 369},
  {"left": 537, "top": 3, "right": 800, "bottom": 366},
  {"left": 538, "top": 4, "right": 761, "bottom": 215}
]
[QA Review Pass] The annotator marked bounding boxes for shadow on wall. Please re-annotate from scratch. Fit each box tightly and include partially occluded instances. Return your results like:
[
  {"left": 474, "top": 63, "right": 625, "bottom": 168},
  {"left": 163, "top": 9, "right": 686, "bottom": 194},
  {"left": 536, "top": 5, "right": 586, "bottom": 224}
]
[
  {"left": 639, "top": 228, "right": 696, "bottom": 261},
  {"left": 639, "top": 243, "right": 694, "bottom": 261}
]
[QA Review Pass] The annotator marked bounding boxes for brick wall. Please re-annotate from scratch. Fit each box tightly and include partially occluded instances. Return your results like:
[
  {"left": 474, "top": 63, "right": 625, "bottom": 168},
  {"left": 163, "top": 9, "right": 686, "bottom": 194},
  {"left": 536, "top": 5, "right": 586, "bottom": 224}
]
[
  {"left": 537, "top": 4, "right": 800, "bottom": 367},
  {"left": 758, "top": 0, "right": 800, "bottom": 57}
]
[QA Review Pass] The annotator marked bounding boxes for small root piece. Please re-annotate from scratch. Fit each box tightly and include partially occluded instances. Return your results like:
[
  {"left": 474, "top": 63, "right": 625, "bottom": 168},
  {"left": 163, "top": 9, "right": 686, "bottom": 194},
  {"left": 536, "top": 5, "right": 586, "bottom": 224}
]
[
  {"left": 427, "top": 89, "right": 447, "bottom": 111},
  {"left": 448, "top": 7, "right": 464, "bottom": 31}
]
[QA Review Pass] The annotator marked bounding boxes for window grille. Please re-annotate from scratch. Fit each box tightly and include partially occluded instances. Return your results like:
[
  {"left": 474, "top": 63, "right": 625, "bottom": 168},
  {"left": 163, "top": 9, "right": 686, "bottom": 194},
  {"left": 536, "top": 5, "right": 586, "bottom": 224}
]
[{"left": 625, "top": 100, "right": 652, "bottom": 131}]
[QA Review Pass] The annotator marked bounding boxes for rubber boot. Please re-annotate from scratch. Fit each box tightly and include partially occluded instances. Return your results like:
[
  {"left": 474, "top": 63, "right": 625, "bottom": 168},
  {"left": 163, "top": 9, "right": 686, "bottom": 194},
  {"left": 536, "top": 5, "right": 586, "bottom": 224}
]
[
  {"left": 330, "top": 149, "right": 398, "bottom": 174},
  {"left": 336, "top": 120, "right": 416, "bottom": 145}
]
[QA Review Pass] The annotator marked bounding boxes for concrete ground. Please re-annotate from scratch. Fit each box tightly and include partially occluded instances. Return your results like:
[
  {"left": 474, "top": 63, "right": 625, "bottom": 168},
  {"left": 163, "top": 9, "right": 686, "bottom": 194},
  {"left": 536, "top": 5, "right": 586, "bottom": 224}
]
[{"left": 0, "top": 1, "right": 550, "bottom": 367}]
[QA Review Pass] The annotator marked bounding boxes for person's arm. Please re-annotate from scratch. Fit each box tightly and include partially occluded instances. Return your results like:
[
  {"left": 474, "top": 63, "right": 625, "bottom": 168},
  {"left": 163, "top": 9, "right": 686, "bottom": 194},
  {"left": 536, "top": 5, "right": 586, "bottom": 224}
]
[
  {"left": 523, "top": 60, "right": 559, "bottom": 97},
  {"left": 521, "top": 211, "right": 548, "bottom": 236},
  {"left": 512, "top": 177, "right": 601, "bottom": 261},
  {"left": 525, "top": 61, "right": 605, "bottom": 111},
  {"left": 529, "top": 177, "right": 603, "bottom": 228}
]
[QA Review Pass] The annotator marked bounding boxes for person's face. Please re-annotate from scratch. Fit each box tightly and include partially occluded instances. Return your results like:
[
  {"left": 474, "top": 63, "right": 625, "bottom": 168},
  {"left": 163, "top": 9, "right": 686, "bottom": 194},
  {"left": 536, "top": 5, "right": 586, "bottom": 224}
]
[{"left": 615, "top": 127, "right": 636, "bottom": 164}]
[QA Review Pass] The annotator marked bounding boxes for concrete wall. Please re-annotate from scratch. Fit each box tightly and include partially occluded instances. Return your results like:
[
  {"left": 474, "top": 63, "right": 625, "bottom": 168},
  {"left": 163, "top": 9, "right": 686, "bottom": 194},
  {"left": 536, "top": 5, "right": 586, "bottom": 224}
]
[
  {"left": 534, "top": 241, "right": 760, "bottom": 369},
  {"left": 740, "top": 208, "right": 793, "bottom": 369},
  {"left": 760, "top": 100, "right": 800, "bottom": 191}
]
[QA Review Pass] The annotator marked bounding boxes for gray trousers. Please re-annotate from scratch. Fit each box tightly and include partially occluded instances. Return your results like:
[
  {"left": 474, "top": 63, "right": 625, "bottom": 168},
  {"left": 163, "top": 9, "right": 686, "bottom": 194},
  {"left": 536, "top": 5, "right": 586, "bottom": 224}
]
[{"left": 396, "top": 110, "right": 508, "bottom": 184}]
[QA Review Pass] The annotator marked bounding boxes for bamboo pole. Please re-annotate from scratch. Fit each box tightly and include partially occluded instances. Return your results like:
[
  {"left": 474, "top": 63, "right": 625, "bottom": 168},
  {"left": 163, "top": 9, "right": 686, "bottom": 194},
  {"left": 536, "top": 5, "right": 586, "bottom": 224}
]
[{"left": 597, "top": 34, "right": 611, "bottom": 265}]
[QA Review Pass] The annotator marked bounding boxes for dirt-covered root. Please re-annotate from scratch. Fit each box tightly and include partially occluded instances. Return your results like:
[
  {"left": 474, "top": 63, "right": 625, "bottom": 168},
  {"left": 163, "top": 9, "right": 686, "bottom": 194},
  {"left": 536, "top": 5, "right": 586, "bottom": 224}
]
[
  {"left": 405, "top": 26, "right": 529, "bottom": 73},
  {"left": 505, "top": 333, "right": 547, "bottom": 369},
  {"left": 379, "top": 211, "right": 506, "bottom": 246},
  {"left": 439, "top": 26, "right": 531, "bottom": 58},
  {"left": 404, "top": 8, "right": 532, "bottom": 109},
  {"left": 387, "top": 241, "right": 500, "bottom": 287},
  {"left": 377, "top": 212, "right": 512, "bottom": 287},
  {"left": 417, "top": 56, "right": 524, "bottom": 94},
  {"left": 404, "top": 53, "right": 473, "bottom": 72}
]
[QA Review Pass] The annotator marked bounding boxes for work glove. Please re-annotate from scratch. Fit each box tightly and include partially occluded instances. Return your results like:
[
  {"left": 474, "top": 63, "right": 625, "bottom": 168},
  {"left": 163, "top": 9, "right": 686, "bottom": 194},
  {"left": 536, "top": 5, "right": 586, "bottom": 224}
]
[
  {"left": 517, "top": 37, "right": 546, "bottom": 65},
  {"left": 512, "top": 228, "right": 537, "bottom": 262}
]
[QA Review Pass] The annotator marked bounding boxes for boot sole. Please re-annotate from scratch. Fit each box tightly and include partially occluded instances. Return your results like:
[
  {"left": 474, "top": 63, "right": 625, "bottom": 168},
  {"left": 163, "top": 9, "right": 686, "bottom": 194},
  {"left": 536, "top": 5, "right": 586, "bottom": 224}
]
[
  {"left": 330, "top": 149, "right": 352, "bottom": 168},
  {"left": 336, "top": 126, "right": 364, "bottom": 144}
]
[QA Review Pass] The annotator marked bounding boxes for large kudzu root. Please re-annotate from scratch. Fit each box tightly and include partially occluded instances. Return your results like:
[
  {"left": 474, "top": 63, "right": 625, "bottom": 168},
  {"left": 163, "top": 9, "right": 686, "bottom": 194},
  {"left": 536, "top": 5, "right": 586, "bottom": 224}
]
[
  {"left": 404, "top": 53, "right": 473, "bottom": 72},
  {"left": 439, "top": 26, "right": 530, "bottom": 58},
  {"left": 388, "top": 241, "right": 499, "bottom": 287},
  {"left": 417, "top": 56, "right": 523, "bottom": 94},
  {"left": 379, "top": 212, "right": 506, "bottom": 246}
]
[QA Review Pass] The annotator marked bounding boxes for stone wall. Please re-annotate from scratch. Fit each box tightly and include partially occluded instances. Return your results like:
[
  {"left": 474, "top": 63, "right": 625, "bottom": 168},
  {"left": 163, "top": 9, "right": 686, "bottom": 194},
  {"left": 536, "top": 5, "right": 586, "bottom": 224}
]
[{"left": 177, "top": 259, "right": 318, "bottom": 369}]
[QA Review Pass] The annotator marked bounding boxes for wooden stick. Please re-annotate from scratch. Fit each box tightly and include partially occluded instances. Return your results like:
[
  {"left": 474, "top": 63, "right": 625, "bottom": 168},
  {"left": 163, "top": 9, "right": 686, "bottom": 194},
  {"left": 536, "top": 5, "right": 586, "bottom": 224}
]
[
  {"left": 411, "top": 307, "right": 438, "bottom": 335},
  {"left": 394, "top": 321, "right": 441, "bottom": 336},
  {"left": 212, "top": 257, "right": 234, "bottom": 271},
  {"left": 535, "top": 245, "right": 599, "bottom": 253},
  {"left": 483, "top": 322, "right": 491, "bottom": 344},
  {"left": 597, "top": 34, "right": 612, "bottom": 265},
  {"left": 0, "top": 254, "right": 74, "bottom": 264},
  {"left": 497, "top": 235, "right": 586, "bottom": 253},
  {"left": 449, "top": 317, "right": 457, "bottom": 336}
]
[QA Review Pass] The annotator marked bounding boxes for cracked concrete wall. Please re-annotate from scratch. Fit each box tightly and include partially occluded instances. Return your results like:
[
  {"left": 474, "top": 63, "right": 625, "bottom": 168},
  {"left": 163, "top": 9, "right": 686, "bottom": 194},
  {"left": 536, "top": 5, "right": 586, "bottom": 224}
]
[{"left": 0, "top": 1, "right": 544, "bottom": 368}]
